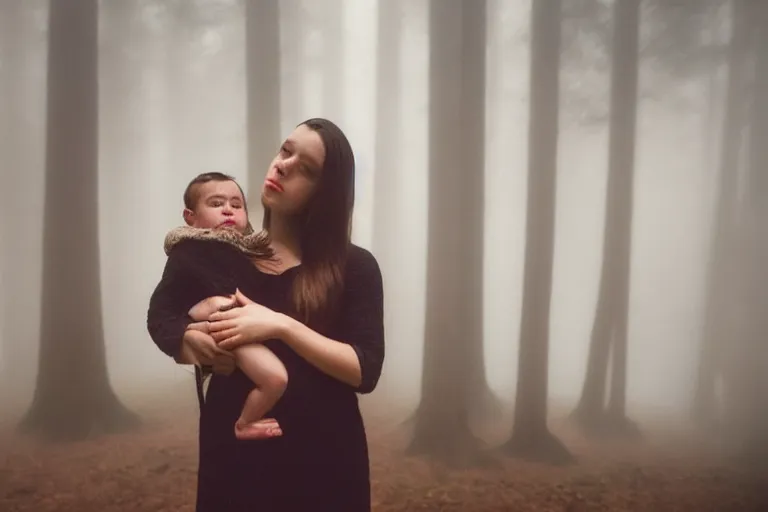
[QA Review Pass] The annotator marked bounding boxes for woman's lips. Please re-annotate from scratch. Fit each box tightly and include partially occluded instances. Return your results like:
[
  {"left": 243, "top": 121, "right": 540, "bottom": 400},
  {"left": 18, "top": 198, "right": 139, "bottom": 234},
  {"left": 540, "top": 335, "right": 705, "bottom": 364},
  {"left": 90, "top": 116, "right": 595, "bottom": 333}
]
[{"left": 265, "top": 178, "right": 283, "bottom": 192}]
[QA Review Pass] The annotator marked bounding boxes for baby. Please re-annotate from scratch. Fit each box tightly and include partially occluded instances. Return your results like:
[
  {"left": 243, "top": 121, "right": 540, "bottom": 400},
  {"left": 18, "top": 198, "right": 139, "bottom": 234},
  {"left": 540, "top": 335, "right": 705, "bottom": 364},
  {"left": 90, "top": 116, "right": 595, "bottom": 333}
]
[{"left": 162, "top": 172, "right": 287, "bottom": 441}]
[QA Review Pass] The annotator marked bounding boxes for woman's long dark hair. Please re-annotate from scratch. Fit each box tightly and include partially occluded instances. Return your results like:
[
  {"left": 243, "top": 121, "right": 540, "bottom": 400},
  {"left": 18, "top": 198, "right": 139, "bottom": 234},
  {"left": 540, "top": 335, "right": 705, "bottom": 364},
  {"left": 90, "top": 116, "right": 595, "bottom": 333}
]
[{"left": 263, "top": 118, "right": 355, "bottom": 328}]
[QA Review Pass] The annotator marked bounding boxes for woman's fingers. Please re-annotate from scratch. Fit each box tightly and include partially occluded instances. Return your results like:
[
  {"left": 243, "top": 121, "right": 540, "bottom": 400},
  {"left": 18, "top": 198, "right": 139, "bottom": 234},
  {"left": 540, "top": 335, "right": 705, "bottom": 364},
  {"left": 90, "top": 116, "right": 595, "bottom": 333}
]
[
  {"left": 218, "top": 334, "right": 243, "bottom": 350},
  {"left": 208, "top": 308, "right": 238, "bottom": 322},
  {"left": 209, "top": 318, "right": 237, "bottom": 333},
  {"left": 211, "top": 327, "right": 239, "bottom": 342}
]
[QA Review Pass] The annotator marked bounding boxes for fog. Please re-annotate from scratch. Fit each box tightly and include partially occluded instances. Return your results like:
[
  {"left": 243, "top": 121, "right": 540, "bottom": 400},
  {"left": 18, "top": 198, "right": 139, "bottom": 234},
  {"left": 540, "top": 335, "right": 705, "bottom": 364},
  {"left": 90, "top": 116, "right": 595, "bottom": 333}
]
[{"left": 1, "top": 0, "right": 766, "bottom": 510}]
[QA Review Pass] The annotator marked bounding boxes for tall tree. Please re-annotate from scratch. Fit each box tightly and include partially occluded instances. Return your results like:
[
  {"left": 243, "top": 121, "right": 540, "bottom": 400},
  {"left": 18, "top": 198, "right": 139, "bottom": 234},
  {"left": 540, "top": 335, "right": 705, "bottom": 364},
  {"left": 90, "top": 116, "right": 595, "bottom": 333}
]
[
  {"left": 502, "top": 0, "right": 572, "bottom": 464},
  {"left": 322, "top": 0, "right": 344, "bottom": 120},
  {"left": 693, "top": 0, "right": 749, "bottom": 427},
  {"left": 245, "top": 0, "right": 281, "bottom": 218},
  {"left": 603, "top": 0, "right": 641, "bottom": 435},
  {"left": 571, "top": 0, "right": 642, "bottom": 438},
  {"left": 19, "top": 0, "right": 138, "bottom": 441},
  {"left": 735, "top": 0, "right": 768, "bottom": 464},
  {"left": 280, "top": 0, "right": 303, "bottom": 129},
  {"left": 409, "top": 0, "right": 488, "bottom": 466}
]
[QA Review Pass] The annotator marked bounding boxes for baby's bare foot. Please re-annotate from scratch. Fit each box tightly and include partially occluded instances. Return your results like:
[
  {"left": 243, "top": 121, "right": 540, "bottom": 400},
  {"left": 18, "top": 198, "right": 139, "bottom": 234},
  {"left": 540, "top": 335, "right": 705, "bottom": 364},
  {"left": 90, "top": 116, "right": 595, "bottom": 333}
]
[{"left": 234, "top": 418, "right": 283, "bottom": 441}]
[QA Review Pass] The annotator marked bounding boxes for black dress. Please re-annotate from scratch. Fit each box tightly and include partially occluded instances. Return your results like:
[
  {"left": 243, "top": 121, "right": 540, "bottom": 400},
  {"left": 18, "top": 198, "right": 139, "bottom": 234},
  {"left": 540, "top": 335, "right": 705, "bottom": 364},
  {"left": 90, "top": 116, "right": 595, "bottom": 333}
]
[{"left": 146, "top": 238, "right": 385, "bottom": 511}]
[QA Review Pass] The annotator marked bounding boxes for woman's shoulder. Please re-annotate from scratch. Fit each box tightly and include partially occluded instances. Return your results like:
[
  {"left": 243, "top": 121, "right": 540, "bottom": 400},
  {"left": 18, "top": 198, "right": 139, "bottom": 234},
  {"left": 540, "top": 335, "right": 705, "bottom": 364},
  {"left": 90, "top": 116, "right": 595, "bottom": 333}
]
[
  {"left": 346, "top": 244, "right": 379, "bottom": 270},
  {"left": 344, "top": 244, "right": 382, "bottom": 288}
]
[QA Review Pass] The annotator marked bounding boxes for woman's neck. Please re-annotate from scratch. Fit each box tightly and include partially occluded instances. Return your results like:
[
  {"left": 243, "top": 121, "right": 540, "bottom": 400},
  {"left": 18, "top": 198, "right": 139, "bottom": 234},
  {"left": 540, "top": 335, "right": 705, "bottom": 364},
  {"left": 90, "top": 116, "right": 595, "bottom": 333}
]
[{"left": 267, "top": 213, "right": 302, "bottom": 265}]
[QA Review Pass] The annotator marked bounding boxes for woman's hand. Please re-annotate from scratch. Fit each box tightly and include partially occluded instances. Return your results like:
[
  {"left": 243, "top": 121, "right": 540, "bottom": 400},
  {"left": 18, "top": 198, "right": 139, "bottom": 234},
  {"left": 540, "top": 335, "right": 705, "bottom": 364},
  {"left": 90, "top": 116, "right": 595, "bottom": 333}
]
[{"left": 208, "top": 289, "right": 286, "bottom": 350}]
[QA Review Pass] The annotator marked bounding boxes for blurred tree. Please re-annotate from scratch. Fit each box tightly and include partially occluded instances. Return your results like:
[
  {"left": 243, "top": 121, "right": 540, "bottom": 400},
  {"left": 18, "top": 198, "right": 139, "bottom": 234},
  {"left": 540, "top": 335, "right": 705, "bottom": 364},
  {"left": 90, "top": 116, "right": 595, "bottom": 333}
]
[
  {"left": 409, "top": 0, "right": 490, "bottom": 467},
  {"left": 502, "top": 0, "right": 573, "bottom": 465},
  {"left": 245, "top": 0, "right": 281, "bottom": 216},
  {"left": 19, "top": 0, "right": 139, "bottom": 441},
  {"left": 693, "top": 0, "right": 750, "bottom": 429},
  {"left": 571, "top": 0, "right": 642, "bottom": 439},
  {"left": 733, "top": 0, "right": 768, "bottom": 465}
]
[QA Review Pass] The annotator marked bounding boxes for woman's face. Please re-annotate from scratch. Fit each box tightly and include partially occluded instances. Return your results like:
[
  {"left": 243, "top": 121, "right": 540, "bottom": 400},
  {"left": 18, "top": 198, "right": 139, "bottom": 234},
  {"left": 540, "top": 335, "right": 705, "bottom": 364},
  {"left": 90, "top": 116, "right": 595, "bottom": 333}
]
[{"left": 261, "top": 124, "right": 326, "bottom": 217}]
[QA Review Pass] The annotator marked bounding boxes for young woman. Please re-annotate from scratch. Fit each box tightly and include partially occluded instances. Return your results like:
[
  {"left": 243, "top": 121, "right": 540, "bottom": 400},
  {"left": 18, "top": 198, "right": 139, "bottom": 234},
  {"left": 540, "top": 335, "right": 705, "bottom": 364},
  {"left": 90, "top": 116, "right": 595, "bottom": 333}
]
[{"left": 147, "top": 118, "right": 385, "bottom": 511}]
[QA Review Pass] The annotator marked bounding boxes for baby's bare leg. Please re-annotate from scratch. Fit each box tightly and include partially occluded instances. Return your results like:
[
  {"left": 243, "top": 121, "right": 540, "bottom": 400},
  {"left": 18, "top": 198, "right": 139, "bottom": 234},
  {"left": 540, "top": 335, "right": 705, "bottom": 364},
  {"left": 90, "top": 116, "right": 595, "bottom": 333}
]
[
  {"left": 188, "top": 295, "right": 234, "bottom": 322},
  {"left": 234, "top": 344, "right": 288, "bottom": 441}
]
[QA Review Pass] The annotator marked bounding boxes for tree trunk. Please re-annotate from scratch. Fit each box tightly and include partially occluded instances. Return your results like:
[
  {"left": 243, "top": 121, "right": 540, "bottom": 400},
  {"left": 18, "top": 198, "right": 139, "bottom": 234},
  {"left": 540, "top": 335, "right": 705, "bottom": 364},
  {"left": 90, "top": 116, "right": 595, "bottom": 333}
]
[
  {"left": 502, "top": 0, "right": 572, "bottom": 465},
  {"left": 572, "top": 0, "right": 641, "bottom": 439},
  {"left": 19, "top": 0, "right": 138, "bottom": 441},
  {"left": 603, "top": 0, "right": 641, "bottom": 438},
  {"left": 322, "top": 0, "right": 344, "bottom": 121},
  {"left": 736, "top": 0, "right": 768, "bottom": 466},
  {"left": 571, "top": 261, "right": 615, "bottom": 430},
  {"left": 408, "top": 0, "right": 489, "bottom": 467},
  {"left": 245, "top": 0, "right": 281, "bottom": 217},
  {"left": 693, "top": 0, "right": 748, "bottom": 428},
  {"left": 280, "top": 0, "right": 303, "bottom": 131}
]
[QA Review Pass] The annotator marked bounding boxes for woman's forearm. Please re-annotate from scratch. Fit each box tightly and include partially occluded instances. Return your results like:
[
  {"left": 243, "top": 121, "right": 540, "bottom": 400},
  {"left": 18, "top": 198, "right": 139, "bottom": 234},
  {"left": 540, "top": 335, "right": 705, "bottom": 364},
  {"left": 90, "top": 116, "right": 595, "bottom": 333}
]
[{"left": 276, "top": 314, "right": 362, "bottom": 388}]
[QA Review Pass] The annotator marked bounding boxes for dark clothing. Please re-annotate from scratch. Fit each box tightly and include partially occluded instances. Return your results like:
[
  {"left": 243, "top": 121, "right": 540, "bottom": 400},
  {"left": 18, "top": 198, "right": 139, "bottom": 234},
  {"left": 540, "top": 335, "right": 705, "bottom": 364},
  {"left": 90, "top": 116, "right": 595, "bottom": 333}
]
[{"left": 147, "top": 239, "right": 385, "bottom": 511}]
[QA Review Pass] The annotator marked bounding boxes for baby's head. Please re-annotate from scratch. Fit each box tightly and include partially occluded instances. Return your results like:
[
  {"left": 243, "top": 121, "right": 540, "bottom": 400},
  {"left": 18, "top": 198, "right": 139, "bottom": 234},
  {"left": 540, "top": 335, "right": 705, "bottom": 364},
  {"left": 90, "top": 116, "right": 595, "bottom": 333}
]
[{"left": 182, "top": 172, "right": 250, "bottom": 233}]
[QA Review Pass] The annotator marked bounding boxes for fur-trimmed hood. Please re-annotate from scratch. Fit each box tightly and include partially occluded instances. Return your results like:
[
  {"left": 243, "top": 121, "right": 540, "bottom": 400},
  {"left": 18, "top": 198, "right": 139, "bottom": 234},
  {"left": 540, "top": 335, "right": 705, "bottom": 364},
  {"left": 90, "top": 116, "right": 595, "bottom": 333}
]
[{"left": 163, "top": 226, "right": 270, "bottom": 257}]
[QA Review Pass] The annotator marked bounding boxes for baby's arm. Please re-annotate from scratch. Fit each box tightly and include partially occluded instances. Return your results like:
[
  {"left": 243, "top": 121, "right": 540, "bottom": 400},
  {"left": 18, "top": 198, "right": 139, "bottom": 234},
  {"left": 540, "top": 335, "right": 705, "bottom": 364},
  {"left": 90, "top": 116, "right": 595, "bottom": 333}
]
[{"left": 188, "top": 295, "right": 236, "bottom": 322}]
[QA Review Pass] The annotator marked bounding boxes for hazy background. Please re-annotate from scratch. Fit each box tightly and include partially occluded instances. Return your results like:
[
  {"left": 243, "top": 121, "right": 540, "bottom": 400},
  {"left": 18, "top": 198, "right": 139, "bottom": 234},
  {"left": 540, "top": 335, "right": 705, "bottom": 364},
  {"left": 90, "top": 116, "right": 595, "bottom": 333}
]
[
  {"left": 0, "top": 0, "right": 721, "bottom": 412},
  {"left": 2, "top": 0, "right": 767, "bottom": 487},
  {"left": 3, "top": 0, "right": 768, "bottom": 509}
]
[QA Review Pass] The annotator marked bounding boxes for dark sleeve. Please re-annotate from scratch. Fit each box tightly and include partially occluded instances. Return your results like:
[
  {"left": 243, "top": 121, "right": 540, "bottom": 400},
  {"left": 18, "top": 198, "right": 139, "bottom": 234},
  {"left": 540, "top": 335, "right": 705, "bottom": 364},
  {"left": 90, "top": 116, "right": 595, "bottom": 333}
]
[
  {"left": 146, "top": 247, "right": 197, "bottom": 359},
  {"left": 146, "top": 240, "right": 239, "bottom": 359},
  {"left": 338, "top": 246, "right": 385, "bottom": 394}
]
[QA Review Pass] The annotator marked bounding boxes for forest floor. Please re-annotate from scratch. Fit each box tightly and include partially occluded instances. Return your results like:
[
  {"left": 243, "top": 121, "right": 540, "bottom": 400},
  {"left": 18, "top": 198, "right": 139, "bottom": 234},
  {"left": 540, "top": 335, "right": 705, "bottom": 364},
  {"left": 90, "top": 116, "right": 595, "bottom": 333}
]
[{"left": 0, "top": 388, "right": 766, "bottom": 512}]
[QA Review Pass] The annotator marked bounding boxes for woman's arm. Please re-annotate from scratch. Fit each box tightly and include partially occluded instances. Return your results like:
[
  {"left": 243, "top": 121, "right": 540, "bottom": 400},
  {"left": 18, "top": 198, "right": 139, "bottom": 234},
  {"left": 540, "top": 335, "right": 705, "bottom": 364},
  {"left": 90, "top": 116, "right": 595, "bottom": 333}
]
[
  {"left": 211, "top": 247, "right": 385, "bottom": 393},
  {"left": 276, "top": 315, "right": 364, "bottom": 388},
  {"left": 281, "top": 247, "right": 385, "bottom": 393}
]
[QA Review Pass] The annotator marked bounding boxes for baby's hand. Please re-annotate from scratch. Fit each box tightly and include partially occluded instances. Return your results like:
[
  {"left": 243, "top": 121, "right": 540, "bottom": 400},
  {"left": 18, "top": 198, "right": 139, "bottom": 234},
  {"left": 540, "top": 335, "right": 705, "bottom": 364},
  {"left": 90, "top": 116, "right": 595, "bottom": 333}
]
[{"left": 188, "top": 295, "right": 236, "bottom": 322}]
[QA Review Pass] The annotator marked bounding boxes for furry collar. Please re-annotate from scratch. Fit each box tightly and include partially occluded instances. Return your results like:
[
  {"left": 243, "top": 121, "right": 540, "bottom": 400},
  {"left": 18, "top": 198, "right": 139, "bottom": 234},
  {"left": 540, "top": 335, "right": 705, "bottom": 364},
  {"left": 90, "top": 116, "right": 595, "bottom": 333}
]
[{"left": 163, "top": 226, "right": 270, "bottom": 257}]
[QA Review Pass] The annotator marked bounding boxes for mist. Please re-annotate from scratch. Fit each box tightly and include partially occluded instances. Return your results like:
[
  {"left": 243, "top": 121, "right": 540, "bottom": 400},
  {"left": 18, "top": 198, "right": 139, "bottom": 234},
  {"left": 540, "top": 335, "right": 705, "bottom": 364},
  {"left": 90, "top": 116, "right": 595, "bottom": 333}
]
[{"left": 1, "top": 0, "right": 766, "bottom": 510}]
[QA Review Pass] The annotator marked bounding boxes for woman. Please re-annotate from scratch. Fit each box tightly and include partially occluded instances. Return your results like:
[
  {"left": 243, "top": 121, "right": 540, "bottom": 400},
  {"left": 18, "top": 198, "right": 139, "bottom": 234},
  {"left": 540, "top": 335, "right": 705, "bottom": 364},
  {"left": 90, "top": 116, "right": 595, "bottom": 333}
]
[{"left": 147, "top": 118, "right": 385, "bottom": 511}]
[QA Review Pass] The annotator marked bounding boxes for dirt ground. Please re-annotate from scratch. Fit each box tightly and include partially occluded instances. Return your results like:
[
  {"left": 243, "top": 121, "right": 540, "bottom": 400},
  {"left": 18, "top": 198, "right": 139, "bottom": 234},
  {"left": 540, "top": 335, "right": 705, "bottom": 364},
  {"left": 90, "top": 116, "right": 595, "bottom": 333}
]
[{"left": 0, "top": 392, "right": 766, "bottom": 512}]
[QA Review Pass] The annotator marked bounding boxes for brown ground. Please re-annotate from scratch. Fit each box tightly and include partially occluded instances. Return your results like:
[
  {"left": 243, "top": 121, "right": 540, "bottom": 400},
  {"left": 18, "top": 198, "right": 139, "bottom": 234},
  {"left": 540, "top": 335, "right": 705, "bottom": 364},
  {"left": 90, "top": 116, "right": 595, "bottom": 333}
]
[{"left": 0, "top": 391, "right": 765, "bottom": 512}]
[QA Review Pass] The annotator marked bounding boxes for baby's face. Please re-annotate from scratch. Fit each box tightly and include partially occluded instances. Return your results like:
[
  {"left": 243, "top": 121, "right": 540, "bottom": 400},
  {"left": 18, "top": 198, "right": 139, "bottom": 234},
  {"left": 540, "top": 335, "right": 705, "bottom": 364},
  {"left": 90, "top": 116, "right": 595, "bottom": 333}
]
[{"left": 184, "top": 180, "right": 249, "bottom": 233}]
